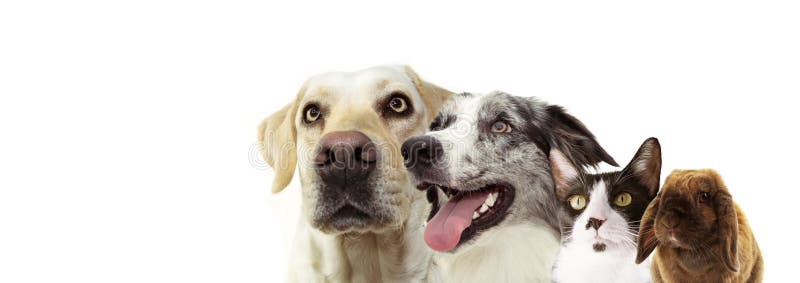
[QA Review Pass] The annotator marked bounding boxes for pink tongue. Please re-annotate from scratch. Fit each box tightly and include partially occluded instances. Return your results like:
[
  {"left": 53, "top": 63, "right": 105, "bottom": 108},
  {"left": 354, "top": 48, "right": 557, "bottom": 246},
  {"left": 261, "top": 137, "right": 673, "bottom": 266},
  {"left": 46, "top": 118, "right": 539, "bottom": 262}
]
[{"left": 424, "top": 191, "right": 490, "bottom": 252}]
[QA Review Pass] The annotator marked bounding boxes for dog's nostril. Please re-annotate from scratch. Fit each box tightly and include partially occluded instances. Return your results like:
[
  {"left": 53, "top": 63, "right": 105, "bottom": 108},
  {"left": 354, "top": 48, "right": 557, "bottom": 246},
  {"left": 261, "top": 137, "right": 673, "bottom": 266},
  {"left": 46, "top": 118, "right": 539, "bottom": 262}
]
[
  {"left": 360, "top": 143, "right": 377, "bottom": 163},
  {"left": 415, "top": 142, "right": 433, "bottom": 162},
  {"left": 402, "top": 136, "right": 443, "bottom": 168},
  {"left": 354, "top": 147, "right": 363, "bottom": 161},
  {"left": 314, "top": 131, "right": 376, "bottom": 169},
  {"left": 314, "top": 148, "right": 332, "bottom": 165},
  {"left": 330, "top": 146, "right": 350, "bottom": 165}
]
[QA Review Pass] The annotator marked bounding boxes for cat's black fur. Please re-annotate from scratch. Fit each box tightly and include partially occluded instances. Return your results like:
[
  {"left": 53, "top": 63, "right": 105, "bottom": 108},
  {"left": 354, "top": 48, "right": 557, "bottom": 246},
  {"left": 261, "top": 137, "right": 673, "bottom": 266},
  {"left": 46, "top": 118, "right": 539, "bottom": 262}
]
[{"left": 556, "top": 138, "right": 662, "bottom": 243}]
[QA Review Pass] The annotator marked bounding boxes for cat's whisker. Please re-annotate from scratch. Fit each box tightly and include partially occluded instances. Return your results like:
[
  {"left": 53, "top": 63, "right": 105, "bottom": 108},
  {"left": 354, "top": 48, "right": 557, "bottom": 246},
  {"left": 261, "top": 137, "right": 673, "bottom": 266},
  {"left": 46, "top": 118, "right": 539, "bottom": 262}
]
[
  {"left": 624, "top": 230, "right": 640, "bottom": 237},
  {"left": 554, "top": 143, "right": 660, "bottom": 282}
]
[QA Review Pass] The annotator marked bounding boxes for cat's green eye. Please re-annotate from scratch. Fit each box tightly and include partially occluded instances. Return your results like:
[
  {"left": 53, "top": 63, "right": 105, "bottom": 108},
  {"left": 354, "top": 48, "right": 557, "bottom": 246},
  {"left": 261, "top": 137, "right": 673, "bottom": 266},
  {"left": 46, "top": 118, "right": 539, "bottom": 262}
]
[
  {"left": 567, "top": 195, "right": 586, "bottom": 210},
  {"left": 614, "top": 192, "right": 632, "bottom": 207}
]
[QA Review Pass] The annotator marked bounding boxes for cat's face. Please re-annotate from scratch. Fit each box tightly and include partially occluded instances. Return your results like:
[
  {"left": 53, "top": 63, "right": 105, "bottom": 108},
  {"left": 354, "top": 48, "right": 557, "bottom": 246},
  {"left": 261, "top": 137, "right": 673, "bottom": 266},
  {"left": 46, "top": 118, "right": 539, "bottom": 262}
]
[
  {"left": 550, "top": 138, "right": 662, "bottom": 253},
  {"left": 559, "top": 172, "right": 654, "bottom": 252}
]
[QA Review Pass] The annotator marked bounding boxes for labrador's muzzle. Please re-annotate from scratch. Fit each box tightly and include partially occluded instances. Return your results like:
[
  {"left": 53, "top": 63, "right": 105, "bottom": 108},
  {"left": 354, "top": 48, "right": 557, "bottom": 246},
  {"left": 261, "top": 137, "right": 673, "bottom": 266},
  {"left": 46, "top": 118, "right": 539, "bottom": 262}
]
[{"left": 313, "top": 131, "right": 381, "bottom": 230}]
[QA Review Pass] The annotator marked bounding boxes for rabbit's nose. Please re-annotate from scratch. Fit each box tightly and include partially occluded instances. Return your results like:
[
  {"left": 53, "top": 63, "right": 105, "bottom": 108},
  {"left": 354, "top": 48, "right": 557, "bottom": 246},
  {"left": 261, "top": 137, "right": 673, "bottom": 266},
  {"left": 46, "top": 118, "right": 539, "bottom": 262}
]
[{"left": 661, "top": 217, "right": 680, "bottom": 229}]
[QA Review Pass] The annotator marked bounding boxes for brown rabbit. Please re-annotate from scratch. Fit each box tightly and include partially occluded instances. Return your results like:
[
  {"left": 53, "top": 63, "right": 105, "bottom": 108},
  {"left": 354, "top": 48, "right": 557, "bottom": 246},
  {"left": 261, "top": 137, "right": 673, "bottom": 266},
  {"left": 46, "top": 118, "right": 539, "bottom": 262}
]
[{"left": 635, "top": 169, "right": 763, "bottom": 283}]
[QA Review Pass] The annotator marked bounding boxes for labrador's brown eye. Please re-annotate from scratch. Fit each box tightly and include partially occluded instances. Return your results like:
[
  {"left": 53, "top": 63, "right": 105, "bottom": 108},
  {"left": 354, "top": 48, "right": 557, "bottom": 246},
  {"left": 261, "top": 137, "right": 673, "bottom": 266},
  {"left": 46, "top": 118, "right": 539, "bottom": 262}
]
[
  {"left": 491, "top": 121, "right": 511, "bottom": 133},
  {"left": 388, "top": 97, "right": 408, "bottom": 113},
  {"left": 382, "top": 93, "right": 413, "bottom": 117},
  {"left": 304, "top": 105, "right": 321, "bottom": 123}
]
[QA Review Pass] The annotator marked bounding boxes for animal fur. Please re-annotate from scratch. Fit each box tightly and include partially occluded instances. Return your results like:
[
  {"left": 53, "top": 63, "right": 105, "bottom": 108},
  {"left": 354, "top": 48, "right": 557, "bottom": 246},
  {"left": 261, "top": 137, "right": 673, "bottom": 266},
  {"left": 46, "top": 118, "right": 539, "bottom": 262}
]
[
  {"left": 258, "top": 65, "right": 452, "bottom": 282},
  {"left": 551, "top": 138, "right": 662, "bottom": 283},
  {"left": 636, "top": 169, "right": 763, "bottom": 283},
  {"left": 402, "top": 91, "right": 617, "bottom": 282}
]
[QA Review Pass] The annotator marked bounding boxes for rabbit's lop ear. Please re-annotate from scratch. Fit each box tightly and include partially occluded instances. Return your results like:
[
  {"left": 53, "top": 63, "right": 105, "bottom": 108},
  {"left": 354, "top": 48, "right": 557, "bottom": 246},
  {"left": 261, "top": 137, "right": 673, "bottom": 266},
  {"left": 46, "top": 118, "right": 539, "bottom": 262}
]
[
  {"left": 636, "top": 194, "right": 661, "bottom": 264},
  {"left": 258, "top": 100, "right": 299, "bottom": 194},
  {"left": 716, "top": 190, "right": 740, "bottom": 272}
]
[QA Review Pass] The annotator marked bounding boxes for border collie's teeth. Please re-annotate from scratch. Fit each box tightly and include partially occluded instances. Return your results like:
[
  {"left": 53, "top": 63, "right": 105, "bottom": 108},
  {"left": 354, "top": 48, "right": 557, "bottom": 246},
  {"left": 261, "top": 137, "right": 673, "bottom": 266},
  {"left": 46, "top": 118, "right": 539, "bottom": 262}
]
[
  {"left": 479, "top": 204, "right": 489, "bottom": 213},
  {"left": 472, "top": 212, "right": 480, "bottom": 219},
  {"left": 486, "top": 193, "right": 497, "bottom": 206}
]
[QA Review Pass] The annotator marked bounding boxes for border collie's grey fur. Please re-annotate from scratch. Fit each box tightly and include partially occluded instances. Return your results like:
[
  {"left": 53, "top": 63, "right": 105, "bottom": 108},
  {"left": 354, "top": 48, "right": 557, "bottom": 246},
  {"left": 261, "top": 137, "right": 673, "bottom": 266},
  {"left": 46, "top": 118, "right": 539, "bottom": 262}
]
[{"left": 402, "top": 91, "right": 617, "bottom": 282}]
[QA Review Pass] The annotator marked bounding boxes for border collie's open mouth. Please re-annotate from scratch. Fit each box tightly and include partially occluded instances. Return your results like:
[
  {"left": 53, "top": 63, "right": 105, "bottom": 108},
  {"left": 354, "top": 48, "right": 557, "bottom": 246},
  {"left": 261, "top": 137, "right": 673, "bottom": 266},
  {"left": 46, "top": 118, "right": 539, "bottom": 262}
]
[{"left": 417, "top": 182, "right": 515, "bottom": 252}]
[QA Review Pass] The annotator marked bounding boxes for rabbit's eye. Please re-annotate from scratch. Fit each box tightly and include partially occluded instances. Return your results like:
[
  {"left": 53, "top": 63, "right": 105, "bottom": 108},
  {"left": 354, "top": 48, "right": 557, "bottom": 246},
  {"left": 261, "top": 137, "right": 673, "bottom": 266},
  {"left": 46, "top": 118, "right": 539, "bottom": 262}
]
[
  {"left": 567, "top": 195, "right": 586, "bottom": 210},
  {"left": 698, "top": 192, "right": 710, "bottom": 203}
]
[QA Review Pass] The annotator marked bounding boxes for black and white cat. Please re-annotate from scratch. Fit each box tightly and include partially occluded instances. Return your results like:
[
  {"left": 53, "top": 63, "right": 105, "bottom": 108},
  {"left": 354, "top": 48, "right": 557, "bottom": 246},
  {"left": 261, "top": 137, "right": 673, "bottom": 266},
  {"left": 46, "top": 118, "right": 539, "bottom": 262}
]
[{"left": 550, "top": 138, "right": 662, "bottom": 283}]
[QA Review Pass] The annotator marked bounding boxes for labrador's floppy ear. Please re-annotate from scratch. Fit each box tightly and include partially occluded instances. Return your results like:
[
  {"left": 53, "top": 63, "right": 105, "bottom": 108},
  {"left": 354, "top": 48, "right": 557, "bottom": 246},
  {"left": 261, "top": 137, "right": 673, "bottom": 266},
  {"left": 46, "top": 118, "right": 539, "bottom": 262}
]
[
  {"left": 715, "top": 188, "right": 740, "bottom": 272},
  {"left": 622, "top": 137, "right": 662, "bottom": 198},
  {"left": 403, "top": 66, "right": 453, "bottom": 124},
  {"left": 546, "top": 105, "right": 619, "bottom": 168},
  {"left": 636, "top": 194, "right": 661, "bottom": 264},
  {"left": 258, "top": 99, "right": 299, "bottom": 193}
]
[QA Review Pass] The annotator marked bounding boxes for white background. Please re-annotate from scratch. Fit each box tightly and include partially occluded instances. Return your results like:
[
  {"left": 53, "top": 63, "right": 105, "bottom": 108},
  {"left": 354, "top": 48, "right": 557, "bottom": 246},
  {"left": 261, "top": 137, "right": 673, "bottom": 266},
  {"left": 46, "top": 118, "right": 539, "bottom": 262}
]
[{"left": 1, "top": 1, "right": 797, "bottom": 282}]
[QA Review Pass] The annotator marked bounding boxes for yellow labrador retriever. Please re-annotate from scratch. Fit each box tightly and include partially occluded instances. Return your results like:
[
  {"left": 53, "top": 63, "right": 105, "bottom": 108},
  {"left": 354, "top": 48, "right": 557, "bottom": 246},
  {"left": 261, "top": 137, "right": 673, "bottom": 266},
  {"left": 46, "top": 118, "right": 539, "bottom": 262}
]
[{"left": 258, "top": 65, "right": 452, "bottom": 282}]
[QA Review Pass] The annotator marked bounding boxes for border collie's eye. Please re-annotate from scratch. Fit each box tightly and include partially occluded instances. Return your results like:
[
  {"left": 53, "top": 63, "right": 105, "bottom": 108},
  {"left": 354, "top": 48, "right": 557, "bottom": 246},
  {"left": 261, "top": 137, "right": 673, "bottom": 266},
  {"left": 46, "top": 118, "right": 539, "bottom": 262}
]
[
  {"left": 568, "top": 195, "right": 586, "bottom": 210},
  {"left": 614, "top": 192, "right": 632, "bottom": 207},
  {"left": 388, "top": 97, "right": 408, "bottom": 113},
  {"left": 491, "top": 121, "right": 511, "bottom": 133},
  {"left": 698, "top": 192, "right": 710, "bottom": 203},
  {"left": 304, "top": 105, "right": 321, "bottom": 123}
]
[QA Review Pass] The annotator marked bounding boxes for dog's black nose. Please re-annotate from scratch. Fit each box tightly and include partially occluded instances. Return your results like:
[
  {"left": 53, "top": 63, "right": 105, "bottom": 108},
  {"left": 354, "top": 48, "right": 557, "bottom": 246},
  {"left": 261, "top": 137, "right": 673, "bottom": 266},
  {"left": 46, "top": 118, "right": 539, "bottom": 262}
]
[
  {"left": 315, "top": 131, "right": 376, "bottom": 187},
  {"left": 401, "top": 136, "right": 444, "bottom": 169},
  {"left": 586, "top": 217, "right": 605, "bottom": 230}
]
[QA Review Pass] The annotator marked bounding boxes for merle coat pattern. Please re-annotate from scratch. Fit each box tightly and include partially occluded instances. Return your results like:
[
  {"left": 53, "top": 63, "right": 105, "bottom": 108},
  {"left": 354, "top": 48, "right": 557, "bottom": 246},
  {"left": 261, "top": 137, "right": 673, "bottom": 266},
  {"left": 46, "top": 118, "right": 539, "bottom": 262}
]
[{"left": 401, "top": 91, "right": 617, "bottom": 282}]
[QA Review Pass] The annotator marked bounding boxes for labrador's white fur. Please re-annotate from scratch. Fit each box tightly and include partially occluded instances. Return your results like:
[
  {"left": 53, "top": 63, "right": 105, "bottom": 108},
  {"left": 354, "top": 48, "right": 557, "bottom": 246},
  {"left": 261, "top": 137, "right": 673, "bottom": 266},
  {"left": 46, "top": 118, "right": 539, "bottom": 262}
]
[{"left": 258, "top": 65, "right": 451, "bottom": 282}]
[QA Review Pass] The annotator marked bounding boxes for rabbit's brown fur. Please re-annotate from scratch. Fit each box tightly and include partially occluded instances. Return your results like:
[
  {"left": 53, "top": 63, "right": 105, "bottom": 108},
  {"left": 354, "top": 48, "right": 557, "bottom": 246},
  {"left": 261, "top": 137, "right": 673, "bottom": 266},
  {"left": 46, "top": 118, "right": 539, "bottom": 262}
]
[{"left": 636, "top": 169, "right": 763, "bottom": 283}]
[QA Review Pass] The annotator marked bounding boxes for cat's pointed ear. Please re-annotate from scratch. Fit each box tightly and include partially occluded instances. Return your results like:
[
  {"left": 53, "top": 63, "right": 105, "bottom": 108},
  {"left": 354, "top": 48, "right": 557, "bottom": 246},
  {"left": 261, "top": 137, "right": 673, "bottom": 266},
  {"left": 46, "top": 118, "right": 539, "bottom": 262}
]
[
  {"left": 623, "top": 137, "right": 662, "bottom": 197},
  {"left": 549, "top": 149, "right": 579, "bottom": 201}
]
